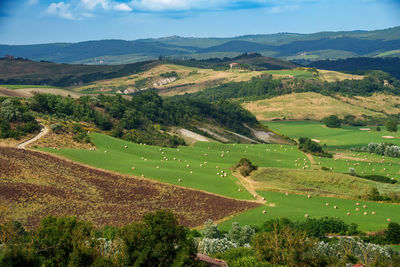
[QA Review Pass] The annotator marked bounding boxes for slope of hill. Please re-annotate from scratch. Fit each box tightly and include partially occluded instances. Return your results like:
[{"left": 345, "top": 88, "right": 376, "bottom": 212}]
[
  {"left": 0, "top": 147, "right": 258, "bottom": 228},
  {"left": 308, "top": 57, "right": 400, "bottom": 79},
  {"left": 0, "top": 58, "right": 158, "bottom": 86},
  {"left": 243, "top": 92, "right": 387, "bottom": 121},
  {"left": 1, "top": 27, "right": 399, "bottom": 64}
]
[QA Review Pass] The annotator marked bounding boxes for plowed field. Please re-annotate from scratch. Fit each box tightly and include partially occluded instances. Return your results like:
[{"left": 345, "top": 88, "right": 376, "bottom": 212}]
[{"left": 0, "top": 147, "right": 258, "bottom": 229}]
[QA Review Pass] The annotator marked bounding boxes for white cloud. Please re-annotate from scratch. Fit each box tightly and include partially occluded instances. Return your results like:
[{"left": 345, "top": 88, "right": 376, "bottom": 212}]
[
  {"left": 79, "top": 0, "right": 110, "bottom": 10},
  {"left": 114, "top": 3, "right": 133, "bottom": 11},
  {"left": 267, "top": 4, "right": 299, "bottom": 14},
  {"left": 46, "top": 2, "right": 76, "bottom": 20},
  {"left": 28, "top": 0, "right": 39, "bottom": 5}
]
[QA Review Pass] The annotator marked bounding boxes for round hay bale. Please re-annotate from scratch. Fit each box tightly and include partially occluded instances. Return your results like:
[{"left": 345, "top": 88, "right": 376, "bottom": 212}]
[
  {"left": 364, "top": 212, "right": 368, "bottom": 215},
  {"left": 325, "top": 203, "right": 330, "bottom": 206},
  {"left": 387, "top": 218, "right": 391, "bottom": 222},
  {"left": 304, "top": 214, "right": 309, "bottom": 218},
  {"left": 363, "top": 205, "right": 367, "bottom": 209},
  {"left": 262, "top": 210, "right": 266, "bottom": 214},
  {"left": 131, "top": 167, "right": 135, "bottom": 170},
  {"left": 356, "top": 203, "right": 360, "bottom": 206},
  {"left": 285, "top": 192, "right": 289, "bottom": 196},
  {"left": 347, "top": 212, "right": 351, "bottom": 216},
  {"left": 178, "top": 178, "right": 182, "bottom": 182},
  {"left": 307, "top": 194, "right": 311, "bottom": 199},
  {"left": 372, "top": 211, "right": 376, "bottom": 215},
  {"left": 356, "top": 208, "right": 360, "bottom": 211},
  {"left": 238, "top": 188, "right": 241, "bottom": 192},
  {"left": 334, "top": 206, "right": 338, "bottom": 209}
]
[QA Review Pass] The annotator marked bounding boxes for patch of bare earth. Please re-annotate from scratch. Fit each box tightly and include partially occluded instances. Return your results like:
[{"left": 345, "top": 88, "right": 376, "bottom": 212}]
[{"left": 0, "top": 147, "right": 258, "bottom": 229}]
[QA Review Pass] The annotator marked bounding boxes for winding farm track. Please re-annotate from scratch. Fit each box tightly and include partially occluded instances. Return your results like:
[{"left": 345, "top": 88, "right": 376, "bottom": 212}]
[
  {"left": 231, "top": 169, "right": 267, "bottom": 204},
  {"left": 17, "top": 124, "right": 49, "bottom": 149}
]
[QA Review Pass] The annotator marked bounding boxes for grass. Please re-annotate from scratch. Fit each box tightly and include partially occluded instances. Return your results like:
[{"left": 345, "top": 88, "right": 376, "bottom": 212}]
[
  {"left": 265, "top": 121, "right": 400, "bottom": 149},
  {"left": 244, "top": 92, "right": 383, "bottom": 121},
  {"left": 38, "top": 132, "right": 310, "bottom": 200},
  {"left": 218, "top": 191, "right": 400, "bottom": 232},
  {"left": 250, "top": 167, "right": 400, "bottom": 197}
]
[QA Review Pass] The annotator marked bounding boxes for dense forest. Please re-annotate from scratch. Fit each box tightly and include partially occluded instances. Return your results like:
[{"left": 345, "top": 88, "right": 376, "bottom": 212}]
[
  {"left": 0, "top": 90, "right": 259, "bottom": 146},
  {"left": 308, "top": 57, "right": 400, "bottom": 80}
]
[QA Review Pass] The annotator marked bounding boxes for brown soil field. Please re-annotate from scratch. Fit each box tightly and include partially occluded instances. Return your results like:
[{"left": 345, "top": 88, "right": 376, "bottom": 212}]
[{"left": 0, "top": 147, "right": 258, "bottom": 229}]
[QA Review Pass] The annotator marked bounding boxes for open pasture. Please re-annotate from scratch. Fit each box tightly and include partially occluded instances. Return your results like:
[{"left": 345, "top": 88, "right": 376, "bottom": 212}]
[
  {"left": 39, "top": 132, "right": 310, "bottom": 200},
  {"left": 316, "top": 153, "right": 400, "bottom": 182},
  {"left": 266, "top": 121, "right": 400, "bottom": 149},
  {"left": 218, "top": 191, "right": 400, "bottom": 232}
]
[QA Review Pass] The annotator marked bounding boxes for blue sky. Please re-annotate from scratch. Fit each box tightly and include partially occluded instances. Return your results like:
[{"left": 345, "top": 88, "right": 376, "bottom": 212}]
[{"left": 0, "top": 0, "right": 399, "bottom": 44}]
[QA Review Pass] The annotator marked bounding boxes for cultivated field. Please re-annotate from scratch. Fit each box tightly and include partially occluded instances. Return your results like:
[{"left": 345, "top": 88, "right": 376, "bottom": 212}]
[
  {"left": 244, "top": 92, "right": 384, "bottom": 121},
  {"left": 266, "top": 121, "right": 400, "bottom": 149},
  {"left": 0, "top": 147, "right": 258, "bottom": 229},
  {"left": 39, "top": 132, "right": 310, "bottom": 200},
  {"left": 219, "top": 191, "right": 400, "bottom": 232}
]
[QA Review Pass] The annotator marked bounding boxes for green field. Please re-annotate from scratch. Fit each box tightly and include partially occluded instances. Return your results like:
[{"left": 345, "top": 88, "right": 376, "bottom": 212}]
[
  {"left": 39, "top": 132, "right": 310, "bottom": 200},
  {"left": 266, "top": 121, "right": 400, "bottom": 149},
  {"left": 218, "top": 191, "right": 400, "bottom": 232}
]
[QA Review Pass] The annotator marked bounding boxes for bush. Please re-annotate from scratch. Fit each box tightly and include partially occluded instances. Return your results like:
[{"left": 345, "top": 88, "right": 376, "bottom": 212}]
[
  {"left": 323, "top": 115, "right": 341, "bottom": 128},
  {"left": 386, "top": 118, "right": 398, "bottom": 132},
  {"left": 298, "top": 137, "right": 332, "bottom": 158},
  {"left": 385, "top": 222, "right": 400, "bottom": 244},
  {"left": 234, "top": 158, "right": 258, "bottom": 176}
]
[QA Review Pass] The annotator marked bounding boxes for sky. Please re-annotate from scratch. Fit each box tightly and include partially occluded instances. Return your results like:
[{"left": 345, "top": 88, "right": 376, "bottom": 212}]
[{"left": 0, "top": 0, "right": 399, "bottom": 44}]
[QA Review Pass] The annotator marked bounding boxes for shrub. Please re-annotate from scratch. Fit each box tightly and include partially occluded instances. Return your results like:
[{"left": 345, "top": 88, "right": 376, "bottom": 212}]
[
  {"left": 298, "top": 137, "right": 332, "bottom": 158},
  {"left": 226, "top": 222, "right": 255, "bottom": 246},
  {"left": 386, "top": 118, "right": 398, "bottom": 132},
  {"left": 385, "top": 222, "right": 400, "bottom": 244},
  {"left": 198, "top": 238, "right": 237, "bottom": 255},
  {"left": 323, "top": 115, "right": 341, "bottom": 128},
  {"left": 234, "top": 158, "right": 258, "bottom": 176}
]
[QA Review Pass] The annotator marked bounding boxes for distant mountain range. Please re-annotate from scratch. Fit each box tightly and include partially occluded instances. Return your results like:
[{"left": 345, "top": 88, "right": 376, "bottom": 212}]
[{"left": 1, "top": 27, "right": 399, "bottom": 65}]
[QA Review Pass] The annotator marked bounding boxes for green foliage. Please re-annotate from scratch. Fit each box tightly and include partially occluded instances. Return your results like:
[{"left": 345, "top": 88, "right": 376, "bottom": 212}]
[
  {"left": 226, "top": 222, "right": 256, "bottom": 246},
  {"left": 119, "top": 210, "right": 197, "bottom": 266},
  {"left": 323, "top": 115, "right": 341, "bottom": 128},
  {"left": 0, "top": 211, "right": 198, "bottom": 267},
  {"left": 234, "top": 158, "right": 258, "bottom": 176},
  {"left": 160, "top": 71, "right": 179, "bottom": 78},
  {"left": 385, "top": 222, "right": 400, "bottom": 244},
  {"left": 201, "top": 219, "right": 221, "bottom": 239},
  {"left": 386, "top": 118, "right": 398, "bottom": 132},
  {"left": 298, "top": 137, "right": 332, "bottom": 157}
]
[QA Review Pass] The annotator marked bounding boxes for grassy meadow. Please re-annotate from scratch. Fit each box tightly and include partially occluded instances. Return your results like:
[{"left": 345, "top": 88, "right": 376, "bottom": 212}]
[
  {"left": 39, "top": 132, "right": 310, "bottom": 200},
  {"left": 218, "top": 191, "right": 400, "bottom": 232},
  {"left": 266, "top": 121, "right": 400, "bottom": 149}
]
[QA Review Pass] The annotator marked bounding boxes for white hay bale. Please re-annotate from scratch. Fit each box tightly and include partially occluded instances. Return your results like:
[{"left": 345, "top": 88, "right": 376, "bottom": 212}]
[
  {"left": 156, "top": 166, "right": 160, "bottom": 169},
  {"left": 325, "top": 203, "right": 330, "bottom": 206},
  {"left": 363, "top": 205, "right": 367, "bottom": 208},
  {"left": 304, "top": 214, "right": 309, "bottom": 218},
  {"left": 285, "top": 192, "right": 289, "bottom": 196},
  {"left": 124, "top": 145, "right": 128, "bottom": 148},
  {"left": 190, "top": 171, "right": 193, "bottom": 174},
  {"left": 387, "top": 218, "right": 391, "bottom": 222},
  {"left": 334, "top": 206, "right": 338, "bottom": 209},
  {"left": 364, "top": 212, "right": 368, "bottom": 215},
  {"left": 347, "top": 212, "right": 351, "bottom": 216},
  {"left": 356, "top": 208, "right": 360, "bottom": 211},
  {"left": 261, "top": 197, "right": 265, "bottom": 200},
  {"left": 178, "top": 178, "right": 182, "bottom": 182},
  {"left": 372, "top": 211, "right": 376, "bottom": 215},
  {"left": 262, "top": 210, "right": 266, "bottom": 214},
  {"left": 186, "top": 164, "right": 190, "bottom": 168},
  {"left": 356, "top": 203, "right": 360, "bottom": 206},
  {"left": 104, "top": 150, "right": 107, "bottom": 153},
  {"left": 238, "top": 189, "right": 241, "bottom": 192},
  {"left": 307, "top": 194, "right": 311, "bottom": 199}
]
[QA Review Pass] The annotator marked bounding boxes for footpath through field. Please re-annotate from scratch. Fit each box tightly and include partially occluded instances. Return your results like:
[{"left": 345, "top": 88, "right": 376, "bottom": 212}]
[
  {"left": 231, "top": 169, "right": 267, "bottom": 204},
  {"left": 17, "top": 124, "right": 49, "bottom": 149}
]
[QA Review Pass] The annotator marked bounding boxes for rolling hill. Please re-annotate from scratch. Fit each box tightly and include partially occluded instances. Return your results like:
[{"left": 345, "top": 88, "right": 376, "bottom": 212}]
[{"left": 1, "top": 27, "right": 399, "bottom": 65}]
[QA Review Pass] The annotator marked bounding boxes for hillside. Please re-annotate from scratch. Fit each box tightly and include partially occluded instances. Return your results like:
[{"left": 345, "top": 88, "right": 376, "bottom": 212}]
[
  {"left": 1, "top": 27, "right": 399, "bottom": 64},
  {"left": 0, "top": 147, "right": 258, "bottom": 228},
  {"left": 0, "top": 58, "right": 158, "bottom": 86},
  {"left": 243, "top": 92, "right": 388, "bottom": 121},
  {"left": 308, "top": 57, "right": 400, "bottom": 79}
]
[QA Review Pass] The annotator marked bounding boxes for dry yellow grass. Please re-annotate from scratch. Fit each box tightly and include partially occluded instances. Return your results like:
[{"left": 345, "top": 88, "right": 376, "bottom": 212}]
[
  {"left": 318, "top": 70, "right": 364, "bottom": 82},
  {"left": 243, "top": 92, "right": 384, "bottom": 121},
  {"left": 338, "top": 94, "right": 400, "bottom": 115}
]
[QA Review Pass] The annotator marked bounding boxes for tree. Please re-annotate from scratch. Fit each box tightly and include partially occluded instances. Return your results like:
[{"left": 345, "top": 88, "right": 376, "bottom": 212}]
[
  {"left": 386, "top": 118, "right": 398, "bottom": 132},
  {"left": 385, "top": 222, "right": 400, "bottom": 244},
  {"left": 323, "top": 115, "right": 341, "bottom": 128}
]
